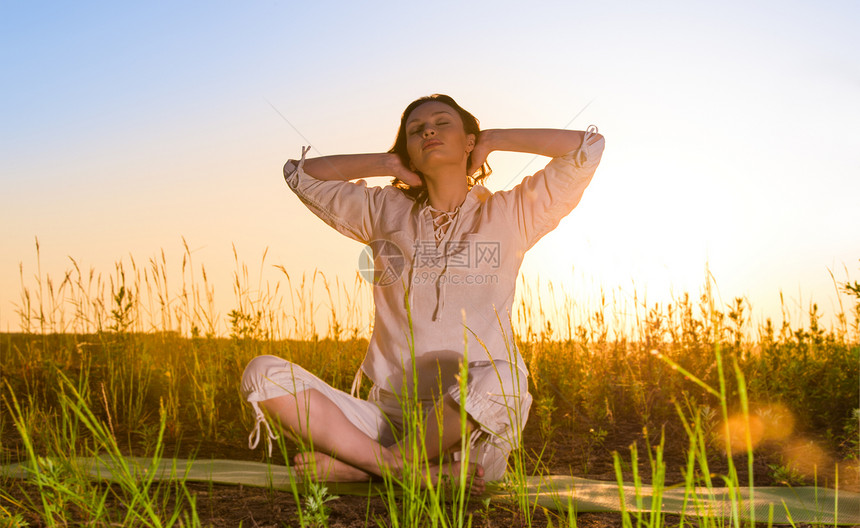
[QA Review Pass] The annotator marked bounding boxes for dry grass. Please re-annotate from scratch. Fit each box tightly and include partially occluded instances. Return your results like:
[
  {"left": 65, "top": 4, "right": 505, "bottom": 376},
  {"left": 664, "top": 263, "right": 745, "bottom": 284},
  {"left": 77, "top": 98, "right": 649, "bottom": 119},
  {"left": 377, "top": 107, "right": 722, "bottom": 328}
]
[{"left": 1, "top": 243, "right": 857, "bottom": 526}]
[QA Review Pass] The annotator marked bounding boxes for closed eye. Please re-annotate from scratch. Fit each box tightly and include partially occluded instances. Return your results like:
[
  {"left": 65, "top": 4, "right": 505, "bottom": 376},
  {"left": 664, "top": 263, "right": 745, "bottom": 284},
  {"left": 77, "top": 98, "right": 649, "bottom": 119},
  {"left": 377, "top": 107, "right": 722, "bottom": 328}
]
[{"left": 408, "top": 119, "right": 449, "bottom": 136}]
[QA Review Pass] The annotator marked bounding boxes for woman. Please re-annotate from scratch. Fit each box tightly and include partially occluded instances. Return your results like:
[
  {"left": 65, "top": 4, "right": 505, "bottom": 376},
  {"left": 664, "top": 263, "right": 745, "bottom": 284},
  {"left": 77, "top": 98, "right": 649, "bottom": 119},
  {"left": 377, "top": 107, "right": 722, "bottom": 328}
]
[{"left": 242, "top": 94, "right": 605, "bottom": 492}]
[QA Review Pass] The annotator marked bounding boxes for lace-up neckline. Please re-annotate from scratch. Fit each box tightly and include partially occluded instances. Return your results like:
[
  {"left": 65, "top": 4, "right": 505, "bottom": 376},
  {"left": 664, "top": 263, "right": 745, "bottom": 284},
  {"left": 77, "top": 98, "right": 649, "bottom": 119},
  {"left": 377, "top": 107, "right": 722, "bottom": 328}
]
[{"left": 427, "top": 204, "right": 460, "bottom": 244}]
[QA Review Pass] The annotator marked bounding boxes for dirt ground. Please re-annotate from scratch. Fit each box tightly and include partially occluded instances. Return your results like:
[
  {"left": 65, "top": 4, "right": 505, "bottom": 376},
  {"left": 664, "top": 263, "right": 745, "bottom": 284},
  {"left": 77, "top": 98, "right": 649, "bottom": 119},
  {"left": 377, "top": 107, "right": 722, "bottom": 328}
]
[{"left": 5, "top": 416, "right": 856, "bottom": 527}]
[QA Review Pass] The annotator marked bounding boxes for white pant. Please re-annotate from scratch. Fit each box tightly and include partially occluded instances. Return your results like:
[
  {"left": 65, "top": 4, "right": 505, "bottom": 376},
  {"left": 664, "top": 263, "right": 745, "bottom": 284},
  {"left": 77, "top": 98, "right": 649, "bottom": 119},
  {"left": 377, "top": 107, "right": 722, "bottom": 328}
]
[{"left": 241, "top": 355, "right": 532, "bottom": 481}]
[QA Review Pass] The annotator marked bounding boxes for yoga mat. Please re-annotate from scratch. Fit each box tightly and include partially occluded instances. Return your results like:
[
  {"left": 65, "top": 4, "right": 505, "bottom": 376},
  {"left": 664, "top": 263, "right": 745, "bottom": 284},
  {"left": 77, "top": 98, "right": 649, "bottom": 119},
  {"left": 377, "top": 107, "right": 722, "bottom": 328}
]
[{"left": 2, "top": 457, "right": 857, "bottom": 525}]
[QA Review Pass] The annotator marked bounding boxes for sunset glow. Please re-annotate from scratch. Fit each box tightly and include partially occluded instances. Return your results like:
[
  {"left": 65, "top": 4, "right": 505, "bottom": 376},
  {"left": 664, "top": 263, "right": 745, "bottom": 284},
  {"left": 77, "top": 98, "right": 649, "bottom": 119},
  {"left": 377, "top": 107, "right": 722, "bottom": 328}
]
[{"left": 2, "top": 1, "right": 858, "bottom": 335}]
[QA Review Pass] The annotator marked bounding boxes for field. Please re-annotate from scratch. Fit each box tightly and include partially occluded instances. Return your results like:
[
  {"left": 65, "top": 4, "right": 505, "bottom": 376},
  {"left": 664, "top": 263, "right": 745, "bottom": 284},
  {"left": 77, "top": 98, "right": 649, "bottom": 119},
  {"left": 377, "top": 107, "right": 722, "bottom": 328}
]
[{"left": 1, "top": 248, "right": 858, "bottom": 527}]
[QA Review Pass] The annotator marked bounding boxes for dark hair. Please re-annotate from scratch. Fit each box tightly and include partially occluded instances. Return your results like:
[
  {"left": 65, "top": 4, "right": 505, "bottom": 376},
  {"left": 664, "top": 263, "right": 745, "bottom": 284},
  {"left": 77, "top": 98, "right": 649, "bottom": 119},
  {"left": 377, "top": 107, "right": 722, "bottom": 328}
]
[{"left": 388, "top": 94, "right": 491, "bottom": 201}]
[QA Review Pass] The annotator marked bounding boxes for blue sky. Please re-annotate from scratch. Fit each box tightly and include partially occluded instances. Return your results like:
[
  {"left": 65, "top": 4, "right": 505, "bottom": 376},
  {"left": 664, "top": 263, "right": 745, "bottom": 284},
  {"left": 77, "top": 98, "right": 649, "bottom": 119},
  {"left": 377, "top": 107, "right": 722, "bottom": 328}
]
[{"left": 2, "top": 0, "right": 858, "bottom": 334}]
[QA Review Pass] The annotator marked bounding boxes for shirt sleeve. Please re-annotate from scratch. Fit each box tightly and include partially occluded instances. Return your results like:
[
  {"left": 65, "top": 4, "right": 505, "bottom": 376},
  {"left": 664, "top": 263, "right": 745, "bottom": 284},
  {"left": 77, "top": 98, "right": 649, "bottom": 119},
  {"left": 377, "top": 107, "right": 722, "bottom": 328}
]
[
  {"left": 283, "top": 146, "right": 396, "bottom": 244},
  {"left": 494, "top": 126, "right": 605, "bottom": 251}
]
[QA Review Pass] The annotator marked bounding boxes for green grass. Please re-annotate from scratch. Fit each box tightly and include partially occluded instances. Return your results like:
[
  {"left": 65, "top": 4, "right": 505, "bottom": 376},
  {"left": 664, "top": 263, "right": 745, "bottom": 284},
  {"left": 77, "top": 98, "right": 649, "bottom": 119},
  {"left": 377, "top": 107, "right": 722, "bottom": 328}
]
[{"left": 1, "top": 246, "right": 857, "bottom": 526}]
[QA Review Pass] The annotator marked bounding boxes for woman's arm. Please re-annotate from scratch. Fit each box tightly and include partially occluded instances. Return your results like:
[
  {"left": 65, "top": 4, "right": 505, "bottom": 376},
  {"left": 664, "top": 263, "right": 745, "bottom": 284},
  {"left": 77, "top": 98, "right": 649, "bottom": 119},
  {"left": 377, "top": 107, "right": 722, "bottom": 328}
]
[
  {"left": 468, "top": 129, "right": 603, "bottom": 175},
  {"left": 485, "top": 126, "right": 606, "bottom": 250},
  {"left": 291, "top": 153, "right": 422, "bottom": 186}
]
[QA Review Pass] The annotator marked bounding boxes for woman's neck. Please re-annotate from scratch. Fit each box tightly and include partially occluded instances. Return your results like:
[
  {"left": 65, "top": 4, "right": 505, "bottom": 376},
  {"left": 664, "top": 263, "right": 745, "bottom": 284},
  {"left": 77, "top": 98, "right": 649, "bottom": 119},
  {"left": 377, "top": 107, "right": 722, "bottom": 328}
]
[{"left": 423, "top": 168, "right": 469, "bottom": 212}]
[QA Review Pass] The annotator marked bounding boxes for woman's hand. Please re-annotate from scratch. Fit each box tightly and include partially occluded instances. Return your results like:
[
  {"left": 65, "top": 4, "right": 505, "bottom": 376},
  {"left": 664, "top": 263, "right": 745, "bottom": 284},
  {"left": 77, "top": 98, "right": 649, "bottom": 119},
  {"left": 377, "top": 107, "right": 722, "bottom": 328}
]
[
  {"left": 468, "top": 130, "right": 495, "bottom": 176},
  {"left": 387, "top": 154, "right": 424, "bottom": 187}
]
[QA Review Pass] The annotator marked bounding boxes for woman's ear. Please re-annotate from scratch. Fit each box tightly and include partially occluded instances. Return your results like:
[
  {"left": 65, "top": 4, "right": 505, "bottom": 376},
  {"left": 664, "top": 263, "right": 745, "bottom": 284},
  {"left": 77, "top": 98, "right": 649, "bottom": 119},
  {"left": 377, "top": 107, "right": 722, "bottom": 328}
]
[{"left": 466, "top": 134, "right": 476, "bottom": 153}]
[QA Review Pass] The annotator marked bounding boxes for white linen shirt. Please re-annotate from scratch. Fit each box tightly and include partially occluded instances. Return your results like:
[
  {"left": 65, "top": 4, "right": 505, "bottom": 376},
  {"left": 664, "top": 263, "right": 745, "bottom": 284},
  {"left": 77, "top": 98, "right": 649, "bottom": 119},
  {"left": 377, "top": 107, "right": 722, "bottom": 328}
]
[{"left": 284, "top": 126, "right": 605, "bottom": 397}]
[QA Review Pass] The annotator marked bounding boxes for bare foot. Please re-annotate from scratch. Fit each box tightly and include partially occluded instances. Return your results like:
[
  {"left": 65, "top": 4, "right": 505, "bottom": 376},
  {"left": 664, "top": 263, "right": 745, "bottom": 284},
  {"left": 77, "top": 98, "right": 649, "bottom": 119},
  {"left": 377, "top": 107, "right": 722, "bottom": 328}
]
[
  {"left": 293, "top": 452, "right": 485, "bottom": 494},
  {"left": 428, "top": 461, "right": 485, "bottom": 495},
  {"left": 293, "top": 452, "right": 371, "bottom": 483}
]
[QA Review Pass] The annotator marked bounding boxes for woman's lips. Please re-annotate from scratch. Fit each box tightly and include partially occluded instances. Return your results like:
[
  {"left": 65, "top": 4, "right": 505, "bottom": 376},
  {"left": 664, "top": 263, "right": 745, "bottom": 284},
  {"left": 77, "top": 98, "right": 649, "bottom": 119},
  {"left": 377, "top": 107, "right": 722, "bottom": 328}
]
[{"left": 423, "top": 140, "right": 442, "bottom": 151}]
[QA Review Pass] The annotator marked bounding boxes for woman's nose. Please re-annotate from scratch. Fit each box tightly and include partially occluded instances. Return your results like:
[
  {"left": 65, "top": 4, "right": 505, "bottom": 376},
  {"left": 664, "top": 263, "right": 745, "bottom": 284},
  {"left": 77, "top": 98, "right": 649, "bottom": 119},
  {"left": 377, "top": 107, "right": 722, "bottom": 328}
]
[{"left": 423, "top": 127, "right": 436, "bottom": 137}]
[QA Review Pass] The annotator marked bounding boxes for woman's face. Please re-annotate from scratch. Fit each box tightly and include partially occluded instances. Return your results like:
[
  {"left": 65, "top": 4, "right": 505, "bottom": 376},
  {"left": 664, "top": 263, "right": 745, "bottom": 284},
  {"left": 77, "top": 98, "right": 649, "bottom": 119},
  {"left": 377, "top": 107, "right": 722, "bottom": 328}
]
[{"left": 404, "top": 101, "right": 475, "bottom": 175}]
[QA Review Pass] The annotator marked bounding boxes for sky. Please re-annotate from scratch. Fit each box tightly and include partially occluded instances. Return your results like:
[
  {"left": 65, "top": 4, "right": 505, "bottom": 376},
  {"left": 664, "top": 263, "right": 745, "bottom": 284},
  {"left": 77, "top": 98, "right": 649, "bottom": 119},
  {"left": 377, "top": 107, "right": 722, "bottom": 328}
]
[{"left": 2, "top": 0, "right": 858, "bottom": 336}]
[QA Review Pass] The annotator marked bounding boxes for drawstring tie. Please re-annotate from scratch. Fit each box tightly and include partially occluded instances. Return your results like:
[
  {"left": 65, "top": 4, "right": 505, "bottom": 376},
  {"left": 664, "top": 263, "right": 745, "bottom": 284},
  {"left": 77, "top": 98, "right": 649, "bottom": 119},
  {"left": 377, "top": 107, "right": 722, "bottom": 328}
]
[
  {"left": 576, "top": 125, "right": 599, "bottom": 166},
  {"left": 248, "top": 401, "right": 280, "bottom": 457},
  {"left": 284, "top": 145, "right": 312, "bottom": 184},
  {"left": 426, "top": 203, "right": 460, "bottom": 321},
  {"left": 404, "top": 244, "right": 419, "bottom": 318},
  {"left": 297, "top": 145, "right": 311, "bottom": 168},
  {"left": 349, "top": 368, "right": 363, "bottom": 398},
  {"left": 431, "top": 261, "right": 448, "bottom": 321}
]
